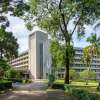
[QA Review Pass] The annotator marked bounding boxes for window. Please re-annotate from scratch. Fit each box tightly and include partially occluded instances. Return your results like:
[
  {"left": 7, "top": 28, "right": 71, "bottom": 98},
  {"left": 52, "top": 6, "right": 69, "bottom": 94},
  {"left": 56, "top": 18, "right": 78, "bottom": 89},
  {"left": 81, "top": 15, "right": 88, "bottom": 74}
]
[{"left": 40, "top": 43, "right": 43, "bottom": 79}]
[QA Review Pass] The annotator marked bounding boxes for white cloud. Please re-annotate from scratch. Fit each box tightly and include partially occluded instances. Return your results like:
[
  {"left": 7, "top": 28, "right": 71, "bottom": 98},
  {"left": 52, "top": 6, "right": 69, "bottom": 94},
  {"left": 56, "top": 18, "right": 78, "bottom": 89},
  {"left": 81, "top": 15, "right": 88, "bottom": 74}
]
[
  {"left": 5, "top": 13, "right": 99, "bottom": 53},
  {"left": 6, "top": 14, "right": 30, "bottom": 53}
]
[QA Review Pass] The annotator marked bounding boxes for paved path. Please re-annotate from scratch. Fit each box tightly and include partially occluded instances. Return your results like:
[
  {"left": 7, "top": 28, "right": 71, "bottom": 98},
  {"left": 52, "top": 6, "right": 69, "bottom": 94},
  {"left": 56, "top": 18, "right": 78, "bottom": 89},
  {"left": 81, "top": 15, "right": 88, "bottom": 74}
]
[
  {"left": 12, "top": 80, "right": 48, "bottom": 91},
  {"left": 0, "top": 91, "right": 47, "bottom": 100},
  {"left": 0, "top": 81, "right": 73, "bottom": 100}
]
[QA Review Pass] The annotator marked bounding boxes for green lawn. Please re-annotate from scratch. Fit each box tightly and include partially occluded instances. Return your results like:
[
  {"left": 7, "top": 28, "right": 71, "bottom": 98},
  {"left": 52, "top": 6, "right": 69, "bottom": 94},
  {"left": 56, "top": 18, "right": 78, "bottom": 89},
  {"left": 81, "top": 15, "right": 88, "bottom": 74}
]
[
  {"left": 55, "top": 80, "right": 98, "bottom": 86},
  {"left": 54, "top": 80, "right": 99, "bottom": 93}
]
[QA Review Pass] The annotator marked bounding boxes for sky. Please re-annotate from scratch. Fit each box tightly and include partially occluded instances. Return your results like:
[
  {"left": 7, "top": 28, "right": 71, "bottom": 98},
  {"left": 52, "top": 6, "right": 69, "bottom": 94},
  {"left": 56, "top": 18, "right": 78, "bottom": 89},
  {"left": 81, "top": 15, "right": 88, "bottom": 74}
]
[{"left": 6, "top": 14, "right": 100, "bottom": 53}]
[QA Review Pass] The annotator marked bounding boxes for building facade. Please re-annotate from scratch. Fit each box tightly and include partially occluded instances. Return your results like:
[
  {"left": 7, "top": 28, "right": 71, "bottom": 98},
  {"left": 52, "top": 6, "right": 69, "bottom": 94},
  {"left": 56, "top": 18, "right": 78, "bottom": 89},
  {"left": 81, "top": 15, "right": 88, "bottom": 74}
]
[
  {"left": 9, "top": 31, "right": 100, "bottom": 80},
  {"left": 9, "top": 31, "right": 51, "bottom": 79},
  {"left": 56, "top": 47, "right": 100, "bottom": 79}
]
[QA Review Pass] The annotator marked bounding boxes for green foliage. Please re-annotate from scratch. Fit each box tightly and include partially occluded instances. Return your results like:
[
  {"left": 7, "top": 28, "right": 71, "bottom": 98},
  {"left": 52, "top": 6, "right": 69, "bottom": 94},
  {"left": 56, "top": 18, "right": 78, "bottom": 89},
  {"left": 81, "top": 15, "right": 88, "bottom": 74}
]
[
  {"left": 64, "top": 84, "right": 73, "bottom": 92},
  {"left": 27, "top": 0, "right": 99, "bottom": 84},
  {"left": 86, "top": 33, "right": 100, "bottom": 55},
  {"left": 79, "top": 70, "right": 96, "bottom": 80},
  {"left": 48, "top": 74, "right": 55, "bottom": 87},
  {"left": 22, "top": 79, "right": 32, "bottom": 84},
  {"left": 72, "top": 89, "right": 89, "bottom": 100},
  {"left": 5, "top": 69, "right": 22, "bottom": 79},
  {"left": 69, "top": 69, "right": 79, "bottom": 80},
  {"left": 52, "top": 83, "right": 65, "bottom": 90},
  {"left": 82, "top": 47, "right": 92, "bottom": 67},
  {"left": 0, "top": 59, "right": 10, "bottom": 71},
  {"left": 0, "top": 0, "right": 30, "bottom": 27},
  {"left": 50, "top": 39, "right": 65, "bottom": 68},
  {"left": 89, "top": 93, "right": 100, "bottom": 100},
  {"left": 0, "top": 80, "right": 12, "bottom": 90},
  {"left": 0, "top": 26, "right": 18, "bottom": 60},
  {"left": 0, "top": 59, "right": 10, "bottom": 77},
  {"left": 72, "top": 88, "right": 100, "bottom": 100}
]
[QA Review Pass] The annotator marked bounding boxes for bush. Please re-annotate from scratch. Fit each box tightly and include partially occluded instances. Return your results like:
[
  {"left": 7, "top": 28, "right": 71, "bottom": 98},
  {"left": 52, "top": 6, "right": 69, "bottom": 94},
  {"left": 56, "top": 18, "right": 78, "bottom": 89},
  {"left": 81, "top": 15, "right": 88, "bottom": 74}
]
[
  {"left": 72, "top": 89, "right": 89, "bottom": 100},
  {"left": 22, "top": 79, "right": 32, "bottom": 84},
  {"left": 64, "top": 84, "right": 73, "bottom": 92},
  {"left": 89, "top": 93, "right": 100, "bottom": 100},
  {"left": 48, "top": 74, "right": 55, "bottom": 87},
  {"left": 52, "top": 83, "right": 65, "bottom": 90},
  {"left": 0, "top": 80, "right": 12, "bottom": 90},
  {"left": 71, "top": 88, "right": 100, "bottom": 100}
]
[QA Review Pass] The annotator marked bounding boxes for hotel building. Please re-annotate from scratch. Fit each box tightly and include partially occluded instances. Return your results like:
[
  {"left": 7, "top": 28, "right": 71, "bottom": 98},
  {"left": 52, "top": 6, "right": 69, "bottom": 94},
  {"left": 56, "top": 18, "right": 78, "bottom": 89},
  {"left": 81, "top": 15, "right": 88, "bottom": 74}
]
[{"left": 9, "top": 31, "right": 100, "bottom": 80}]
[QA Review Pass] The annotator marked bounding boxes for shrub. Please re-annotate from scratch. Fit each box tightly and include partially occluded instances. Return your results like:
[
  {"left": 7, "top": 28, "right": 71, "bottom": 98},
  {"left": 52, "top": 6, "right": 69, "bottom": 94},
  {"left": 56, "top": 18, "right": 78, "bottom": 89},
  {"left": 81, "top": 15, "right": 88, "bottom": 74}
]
[
  {"left": 89, "top": 93, "right": 100, "bottom": 100},
  {"left": 48, "top": 74, "right": 55, "bottom": 87},
  {"left": 52, "top": 83, "right": 65, "bottom": 90},
  {"left": 22, "top": 79, "right": 32, "bottom": 84},
  {"left": 69, "top": 69, "right": 79, "bottom": 80},
  {"left": 72, "top": 89, "right": 89, "bottom": 100},
  {"left": 64, "top": 84, "right": 73, "bottom": 93},
  {"left": 4, "top": 69, "right": 23, "bottom": 83},
  {"left": 0, "top": 80, "right": 12, "bottom": 90}
]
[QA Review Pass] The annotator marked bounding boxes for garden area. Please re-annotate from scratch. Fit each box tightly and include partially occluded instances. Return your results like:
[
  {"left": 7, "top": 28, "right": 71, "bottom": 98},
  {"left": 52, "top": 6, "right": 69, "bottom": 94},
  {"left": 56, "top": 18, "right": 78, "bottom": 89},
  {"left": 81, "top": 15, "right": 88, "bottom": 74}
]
[{"left": 47, "top": 78, "right": 100, "bottom": 100}]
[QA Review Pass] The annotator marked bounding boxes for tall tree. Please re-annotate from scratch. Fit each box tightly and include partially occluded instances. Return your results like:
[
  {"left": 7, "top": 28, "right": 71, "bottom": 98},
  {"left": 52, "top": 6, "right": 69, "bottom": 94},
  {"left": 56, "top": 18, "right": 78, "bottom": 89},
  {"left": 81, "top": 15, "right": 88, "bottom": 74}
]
[
  {"left": 25, "top": 0, "right": 99, "bottom": 84},
  {"left": 82, "top": 34, "right": 100, "bottom": 74},
  {"left": 87, "top": 33, "right": 100, "bottom": 57},
  {"left": 0, "top": 0, "right": 30, "bottom": 27},
  {"left": 50, "top": 39, "right": 65, "bottom": 69},
  {"left": 82, "top": 47, "right": 92, "bottom": 69},
  {"left": 0, "top": 26, "right": 18, "bottom": 60}
]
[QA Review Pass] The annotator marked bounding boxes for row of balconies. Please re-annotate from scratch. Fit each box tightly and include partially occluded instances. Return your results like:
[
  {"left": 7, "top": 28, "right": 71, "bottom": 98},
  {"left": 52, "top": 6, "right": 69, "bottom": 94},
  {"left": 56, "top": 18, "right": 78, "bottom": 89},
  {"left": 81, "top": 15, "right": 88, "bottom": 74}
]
[
  {"left": 11, "top": 59, "right": 28, "bottom": 66},
  {"left": 11, "top": 54, "right": 29, "bottom": 63},
  {"left": 13, "top": 63, "right": 29, "bottom": 68},
  {"left": 14, "top": 66, "right": 29, "bottom": 71}
]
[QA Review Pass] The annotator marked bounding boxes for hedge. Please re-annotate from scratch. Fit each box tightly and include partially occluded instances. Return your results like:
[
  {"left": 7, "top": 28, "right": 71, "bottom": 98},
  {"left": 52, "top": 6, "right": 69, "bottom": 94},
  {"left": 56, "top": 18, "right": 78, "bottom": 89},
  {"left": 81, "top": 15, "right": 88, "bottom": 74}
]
[{"left": 0, "top": 80, "right": 12, "bottom": 90}]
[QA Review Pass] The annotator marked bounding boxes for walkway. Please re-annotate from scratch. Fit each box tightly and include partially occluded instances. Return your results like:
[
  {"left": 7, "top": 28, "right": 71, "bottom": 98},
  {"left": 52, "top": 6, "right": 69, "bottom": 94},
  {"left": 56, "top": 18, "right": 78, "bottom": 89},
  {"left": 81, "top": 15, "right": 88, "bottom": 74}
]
[
  {"left": 12, "top": 80, "right": 48, "bottom": 91},
  {"left": 0, "top": 91, "right": 47, "bottom": 100},
  {"left": 0, "top": 80, "right": 73, "bottom": 100}
]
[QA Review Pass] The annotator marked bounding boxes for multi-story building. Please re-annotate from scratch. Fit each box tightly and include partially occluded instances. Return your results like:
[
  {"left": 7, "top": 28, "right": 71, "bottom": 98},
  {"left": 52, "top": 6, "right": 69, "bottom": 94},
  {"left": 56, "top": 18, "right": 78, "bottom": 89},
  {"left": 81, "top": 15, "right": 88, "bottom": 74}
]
[
  {"left": 9, "top": 31, "right": 51, "bottom": 80},
  {"left": 9, "top": 51, "right": 29, "bottom": 71},
  {"left": 9, "top": 31, "right": 100, "bottom": 80},
  {"left": 9, "top": 50, "right": 29, "bottom": 78},
  {"left": 56, "top": 47, "right": 100, "bottom": 79}
]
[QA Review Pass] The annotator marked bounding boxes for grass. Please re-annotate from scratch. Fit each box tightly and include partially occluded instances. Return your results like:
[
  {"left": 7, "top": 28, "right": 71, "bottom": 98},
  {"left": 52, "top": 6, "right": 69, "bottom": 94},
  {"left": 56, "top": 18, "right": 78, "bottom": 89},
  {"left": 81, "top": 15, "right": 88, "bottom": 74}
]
[
  {"left": 55, "top": 80, "right": 98, "bottom": 86},
  {"left": 54, "top": 80, "right": 99, "bottom": 93}
]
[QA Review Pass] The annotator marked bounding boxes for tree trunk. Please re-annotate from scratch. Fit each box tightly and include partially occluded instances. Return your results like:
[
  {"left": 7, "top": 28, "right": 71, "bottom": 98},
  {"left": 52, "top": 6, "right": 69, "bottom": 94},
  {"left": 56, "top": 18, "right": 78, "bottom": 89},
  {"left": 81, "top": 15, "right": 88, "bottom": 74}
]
[
  {"left": 0, "top": 49, "right": 3, "bottom": 59},
  {"left": 64, "top": 46, "right": 70, "bottom": 84}
]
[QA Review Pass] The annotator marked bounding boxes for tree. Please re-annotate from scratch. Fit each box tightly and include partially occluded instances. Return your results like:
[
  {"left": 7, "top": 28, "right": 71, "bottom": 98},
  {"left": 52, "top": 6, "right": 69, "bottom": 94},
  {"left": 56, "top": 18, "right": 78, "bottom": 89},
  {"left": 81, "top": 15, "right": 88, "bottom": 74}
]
[
  {"left": 69, "top": 69, "right": 79, "bottom": 81},
  {"left": 5, "top": 69, "right": 22, "bottom": 79},
  {"left": 0, "top": 26, "right": 19, "bottom": 60},
  {"left": 0, "top": 59, "right": 10, "bottom": 78},
  {"left": 50, "top": 39, "right": 74, "bottom": 78},
  {"left": 82, "top": 34, "right": 100, "bottom": 70},
  {"left": 50, "top": 39, "right": 65, "bottom": 68},
  {"left": 82, "top": 47, "right": 92, "bottom": 70},
  {"left": 25, "top": 0, "right": 99, "bottom": 84},
  {"left": 0, "top": 0, "right": 30, "bottom": 28},
  {"left": 79, "top": 70, "right": 96, "bottom": 85},
  {"left": 87, "top": 33, "right": 100, "bottom": 57}
]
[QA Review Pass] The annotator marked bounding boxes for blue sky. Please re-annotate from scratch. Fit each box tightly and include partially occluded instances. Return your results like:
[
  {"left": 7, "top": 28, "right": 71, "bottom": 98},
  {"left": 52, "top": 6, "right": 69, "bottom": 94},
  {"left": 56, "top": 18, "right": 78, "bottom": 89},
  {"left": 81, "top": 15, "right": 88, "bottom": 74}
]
[{"left": 6, "top": 14, "right": 100, "bottom": 53}]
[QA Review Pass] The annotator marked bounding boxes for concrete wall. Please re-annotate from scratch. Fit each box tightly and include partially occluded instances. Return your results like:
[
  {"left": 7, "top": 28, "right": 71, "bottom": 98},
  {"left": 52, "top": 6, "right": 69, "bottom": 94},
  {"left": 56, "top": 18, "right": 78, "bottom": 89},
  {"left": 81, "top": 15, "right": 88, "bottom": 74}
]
[
  {"left": 29, "top": 31, "right": 51, "bottom": 79},
  {"left": 29, "top": 33, "right": 37, "bottom": 79}
]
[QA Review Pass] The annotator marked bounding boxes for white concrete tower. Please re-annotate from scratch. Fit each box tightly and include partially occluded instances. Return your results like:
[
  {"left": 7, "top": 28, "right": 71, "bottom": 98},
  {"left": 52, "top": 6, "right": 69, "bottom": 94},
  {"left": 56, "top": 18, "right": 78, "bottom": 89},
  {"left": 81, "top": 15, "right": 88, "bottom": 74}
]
[{"left": 29, "top": 31, "right": 51, "bottom": 79}]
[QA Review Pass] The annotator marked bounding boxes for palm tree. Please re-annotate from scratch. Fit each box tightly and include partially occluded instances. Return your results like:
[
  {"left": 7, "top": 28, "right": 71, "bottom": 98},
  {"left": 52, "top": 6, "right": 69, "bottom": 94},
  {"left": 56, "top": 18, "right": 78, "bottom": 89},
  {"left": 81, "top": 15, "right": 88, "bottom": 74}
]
[
  {"left": 82, "top": 34, "right": 100, "bottom": 85},
  {"left": 87, "top": 33, "right": 100, "bottom": 57}
]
